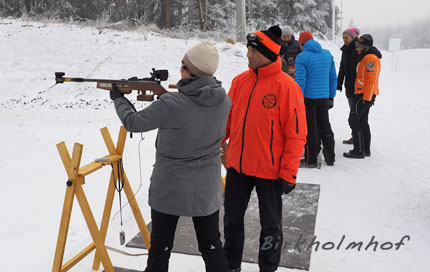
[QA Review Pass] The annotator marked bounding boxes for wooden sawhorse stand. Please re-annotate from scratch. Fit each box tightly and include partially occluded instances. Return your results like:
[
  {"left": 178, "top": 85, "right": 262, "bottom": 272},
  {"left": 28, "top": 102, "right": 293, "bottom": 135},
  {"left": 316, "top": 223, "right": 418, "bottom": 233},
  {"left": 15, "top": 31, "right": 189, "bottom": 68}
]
[{"left": 52, "top": 126, "right": 151, "bottom": 272}]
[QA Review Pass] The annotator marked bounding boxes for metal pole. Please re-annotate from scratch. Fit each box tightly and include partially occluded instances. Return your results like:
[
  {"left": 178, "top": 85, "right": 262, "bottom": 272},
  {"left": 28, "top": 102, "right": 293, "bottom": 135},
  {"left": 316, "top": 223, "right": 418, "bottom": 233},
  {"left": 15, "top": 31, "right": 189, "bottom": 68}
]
[
  {"left": 341, "top": 0, "right": 343, "bottom": 33},
  {"left": 332, "top": 0, "right": 336, "bottom": 41},
  {"left": 236, "top": 0, "right": 246, "bottom": 43}
]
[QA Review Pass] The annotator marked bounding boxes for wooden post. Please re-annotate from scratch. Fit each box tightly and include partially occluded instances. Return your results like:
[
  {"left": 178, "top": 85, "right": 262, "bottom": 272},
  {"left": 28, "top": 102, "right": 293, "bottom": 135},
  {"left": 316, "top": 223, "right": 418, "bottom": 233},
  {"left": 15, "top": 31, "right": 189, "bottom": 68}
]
[{"left": 52, "top": 142, "right": 81, "bottom": 272}]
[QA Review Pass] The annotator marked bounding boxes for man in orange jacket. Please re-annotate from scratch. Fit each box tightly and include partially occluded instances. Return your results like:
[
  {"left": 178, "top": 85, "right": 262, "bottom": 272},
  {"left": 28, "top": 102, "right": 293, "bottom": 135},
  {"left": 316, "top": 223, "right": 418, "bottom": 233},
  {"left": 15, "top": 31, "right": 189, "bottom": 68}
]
[
  {"left": 344, "top": 34, "right": 382, "bottom": 158},
  {"left": 222, "top": 25, "right": 307, "bottom": 272}
]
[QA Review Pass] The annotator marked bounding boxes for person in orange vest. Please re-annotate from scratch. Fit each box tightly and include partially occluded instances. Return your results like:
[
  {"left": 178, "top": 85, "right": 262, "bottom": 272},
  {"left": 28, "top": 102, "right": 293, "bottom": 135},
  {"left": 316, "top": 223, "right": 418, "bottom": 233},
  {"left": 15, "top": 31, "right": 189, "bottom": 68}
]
[
  {"left": 344, "top": 34, "right": 382, "bottom": 158},
  {"left": 222, "top": 25, "right": 307, "bottom": 272}
]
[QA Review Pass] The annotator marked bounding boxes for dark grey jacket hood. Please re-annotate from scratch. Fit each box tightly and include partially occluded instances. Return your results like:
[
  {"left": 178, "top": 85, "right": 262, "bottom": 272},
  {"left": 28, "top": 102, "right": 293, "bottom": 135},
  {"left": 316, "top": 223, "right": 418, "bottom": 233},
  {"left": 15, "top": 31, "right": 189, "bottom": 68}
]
[{"left": 177, "top": 76, "right": 226, "bottom": 106}]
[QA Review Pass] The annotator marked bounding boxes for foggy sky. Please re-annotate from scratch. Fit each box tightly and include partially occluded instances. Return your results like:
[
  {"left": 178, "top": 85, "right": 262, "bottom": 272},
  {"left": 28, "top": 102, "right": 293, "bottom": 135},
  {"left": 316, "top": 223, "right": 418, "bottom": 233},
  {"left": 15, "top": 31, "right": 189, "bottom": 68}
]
[{"left": 336, "top": 0, "right": 430, "bottom": 30}]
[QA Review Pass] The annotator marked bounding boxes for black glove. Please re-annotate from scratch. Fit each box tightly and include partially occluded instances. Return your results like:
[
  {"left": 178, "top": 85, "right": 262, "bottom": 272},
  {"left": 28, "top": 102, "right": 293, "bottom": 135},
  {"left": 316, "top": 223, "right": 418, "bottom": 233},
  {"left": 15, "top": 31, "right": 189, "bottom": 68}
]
[
  {"left": 327, "top": 98, "right": 334, "bottom": 109},
  {"left": 362, "top": 99, "right": 374, "bottom": 106},
  {"left": 279, "top": 177, "right": 296, "bottom": 194},
  {"left": 110, "top": 83, "right": 124, "bottom": 101}
]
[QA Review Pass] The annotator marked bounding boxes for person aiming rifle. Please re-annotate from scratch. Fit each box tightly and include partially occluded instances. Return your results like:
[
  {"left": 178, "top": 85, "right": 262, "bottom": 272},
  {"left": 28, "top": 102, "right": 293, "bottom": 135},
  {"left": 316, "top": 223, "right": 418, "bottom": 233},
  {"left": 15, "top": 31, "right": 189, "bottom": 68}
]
[{"left": 111, "top": 42, "right": 231, "bottom": 272}]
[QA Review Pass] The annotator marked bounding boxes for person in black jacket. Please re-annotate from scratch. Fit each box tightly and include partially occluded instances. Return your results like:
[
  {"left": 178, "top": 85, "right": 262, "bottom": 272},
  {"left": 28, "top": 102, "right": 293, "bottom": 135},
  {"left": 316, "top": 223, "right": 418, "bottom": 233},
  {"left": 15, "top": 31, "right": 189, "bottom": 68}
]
[
  {"left": 281, "top": 26, "right": 301, "bottom": 60},
  {"left": 337, "top": 28, "right": 360, "bottom": 144}
]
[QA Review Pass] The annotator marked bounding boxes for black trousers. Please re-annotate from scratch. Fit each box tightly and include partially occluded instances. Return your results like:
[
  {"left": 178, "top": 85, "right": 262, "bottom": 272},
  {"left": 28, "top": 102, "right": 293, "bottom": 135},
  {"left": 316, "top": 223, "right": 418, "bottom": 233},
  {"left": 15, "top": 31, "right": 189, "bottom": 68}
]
[
  {"left": 146, "top": 209, "right": 228, "bottom": 272},
  {"left": 348, "top": 94, "right": 375, "bottom": 153},
  {"left": 224, "top": 168, "right": 282, "bottom": 272},
  {"left": 347, "top": 97, "right": 356, "bottom": 134},
  {"left": 304, "top": 98, "right": 335, "bottom": 164}
]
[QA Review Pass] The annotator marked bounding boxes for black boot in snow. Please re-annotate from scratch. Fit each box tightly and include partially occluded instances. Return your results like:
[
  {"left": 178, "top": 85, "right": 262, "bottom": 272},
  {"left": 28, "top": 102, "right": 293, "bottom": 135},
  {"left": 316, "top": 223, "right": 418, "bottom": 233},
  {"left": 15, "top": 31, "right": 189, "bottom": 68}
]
[
  {"left": 343, "top": 150, "right": 365, "bottom": 159},
  {"left": 299, "top": 158, "right": 318, "bottom": 168}
]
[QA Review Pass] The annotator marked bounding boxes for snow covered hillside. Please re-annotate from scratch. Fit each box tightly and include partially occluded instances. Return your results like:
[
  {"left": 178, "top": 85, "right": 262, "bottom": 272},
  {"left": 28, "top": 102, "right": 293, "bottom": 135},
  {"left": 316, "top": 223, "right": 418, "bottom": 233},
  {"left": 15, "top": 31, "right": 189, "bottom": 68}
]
[{"left": 1, "top": 19, "right": 429, "bottom": 272}]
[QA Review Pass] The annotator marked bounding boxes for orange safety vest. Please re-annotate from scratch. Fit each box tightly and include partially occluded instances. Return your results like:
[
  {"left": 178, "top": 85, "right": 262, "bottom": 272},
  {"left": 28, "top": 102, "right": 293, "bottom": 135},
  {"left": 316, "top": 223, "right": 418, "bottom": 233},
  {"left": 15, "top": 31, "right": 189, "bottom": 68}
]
[
  {"left": 355, "top": 53, "right": 381, "bottom": 101},
  {"left": 223, "top": 58, "right": 307, "bottom": 183}
]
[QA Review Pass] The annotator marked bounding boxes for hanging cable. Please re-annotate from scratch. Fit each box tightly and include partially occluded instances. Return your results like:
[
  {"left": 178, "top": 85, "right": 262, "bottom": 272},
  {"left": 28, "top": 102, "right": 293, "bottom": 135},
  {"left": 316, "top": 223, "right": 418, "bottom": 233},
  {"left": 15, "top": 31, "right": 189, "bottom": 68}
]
[
  {"left": 112, "top": 133, "right": 145, "bottom": 221},
  {"left": 111, "top": 158, "right": 126, "bottom": 244}
]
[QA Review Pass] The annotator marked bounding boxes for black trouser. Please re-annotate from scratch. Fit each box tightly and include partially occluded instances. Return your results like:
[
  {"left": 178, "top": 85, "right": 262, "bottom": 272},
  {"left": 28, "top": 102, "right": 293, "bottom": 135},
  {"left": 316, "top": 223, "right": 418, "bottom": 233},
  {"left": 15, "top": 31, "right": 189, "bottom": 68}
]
[
  {"left": 348, "top": 94, "right": 375, "bottom": 153},
  {"left": 347, "top": 96, "right": 355, "bottom": 135},
  {"left": 146, "top": 209, "right": 228, "bottom": 272},
  {"left": 224, "top": 168, "right": 282, "bottom": 272},
  {"left": 304, "top": 98, "right": 335, "bottom": 164}
]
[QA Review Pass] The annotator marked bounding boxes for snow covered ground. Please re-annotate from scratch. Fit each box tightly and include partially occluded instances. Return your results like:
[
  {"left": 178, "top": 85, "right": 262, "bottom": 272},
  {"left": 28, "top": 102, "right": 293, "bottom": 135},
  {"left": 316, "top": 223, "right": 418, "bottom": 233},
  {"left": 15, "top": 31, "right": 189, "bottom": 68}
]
[{"left": 1, "top": 19, "right": 429, "bottom": 272}]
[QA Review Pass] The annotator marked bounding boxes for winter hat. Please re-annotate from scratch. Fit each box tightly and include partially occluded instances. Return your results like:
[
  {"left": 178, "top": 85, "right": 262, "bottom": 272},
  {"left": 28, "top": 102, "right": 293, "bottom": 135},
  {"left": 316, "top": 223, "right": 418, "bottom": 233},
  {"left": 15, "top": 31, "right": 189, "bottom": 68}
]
[
  {"left": 298, "top": 31, "right": 314, "bottom": 46},
  {"left": 247, "top": 25, "right": 282, "bottom": 62},
  {"left": 281, "top": 26, "right": 294, "bottom": 36},
  {"left": 182, "top": 42, "right": 219, "bottom": 77},
  {"left": 343, "top": 27, "right": 360, "bottom": 39},
  {"left": 355, "top": 34, "right": 373, "bottom": 49}
]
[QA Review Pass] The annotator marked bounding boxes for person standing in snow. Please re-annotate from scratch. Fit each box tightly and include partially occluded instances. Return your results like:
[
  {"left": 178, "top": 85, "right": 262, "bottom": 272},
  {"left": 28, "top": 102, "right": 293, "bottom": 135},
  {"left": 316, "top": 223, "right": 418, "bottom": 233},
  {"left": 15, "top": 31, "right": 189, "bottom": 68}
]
[
  {"left": 295, "top": 31, "right": 337, "bottom": 167},
  {"left": 280, "top": 26, "right": 301, "bottom": 60},
  {"left": 337, "top": 28, "right": 360, "bottom": 145},
  {"left": 344, "top": 34, "right": 382, "bottom": 158},
  {"left": 222, "top": 25, "right": 307, "bottom": 272},
  {"left": 110, "top": 42, "right": 231, "bottom": 272}
]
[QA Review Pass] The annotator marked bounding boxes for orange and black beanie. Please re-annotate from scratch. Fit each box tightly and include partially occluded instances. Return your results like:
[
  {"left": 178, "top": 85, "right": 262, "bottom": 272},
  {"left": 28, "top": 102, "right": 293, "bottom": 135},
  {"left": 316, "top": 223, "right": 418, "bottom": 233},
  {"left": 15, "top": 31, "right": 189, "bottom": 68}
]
[{"left": 247, "top": 25, "right": 282, "bottom": 62}]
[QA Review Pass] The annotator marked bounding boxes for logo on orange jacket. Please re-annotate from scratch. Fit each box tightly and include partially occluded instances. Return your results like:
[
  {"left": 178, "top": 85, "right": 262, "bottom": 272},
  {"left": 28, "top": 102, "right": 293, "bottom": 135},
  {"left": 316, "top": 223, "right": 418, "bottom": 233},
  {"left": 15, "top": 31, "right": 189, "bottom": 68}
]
[{"left": 262, "top": 94, "right": 277, "bottom": 109}]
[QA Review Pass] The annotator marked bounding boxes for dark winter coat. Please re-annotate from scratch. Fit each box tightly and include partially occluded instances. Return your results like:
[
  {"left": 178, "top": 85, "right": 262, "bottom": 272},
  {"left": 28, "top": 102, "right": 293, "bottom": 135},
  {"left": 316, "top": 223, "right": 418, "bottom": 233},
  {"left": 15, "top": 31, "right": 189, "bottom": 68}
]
[
  {"left": 295, "top": 39, "right": 337, "bottom": 99},
  {"left": 337, "top": 40, "right": 359, "bottom": 98},
  {"left": 282, "top": 35, "right": 301, "bottom": 60},
  {"left": 114, "top": 76, "right": 232, "bottom": 217}
]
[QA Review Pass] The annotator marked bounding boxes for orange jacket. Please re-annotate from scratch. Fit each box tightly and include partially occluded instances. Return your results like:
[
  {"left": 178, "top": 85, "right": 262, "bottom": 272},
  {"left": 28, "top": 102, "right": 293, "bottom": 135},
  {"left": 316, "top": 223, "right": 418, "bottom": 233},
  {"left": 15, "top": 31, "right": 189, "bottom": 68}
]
[
  {"left": 223, "top": 58, "right": 307, "bottom": 183},
  {"left": 355, "top": 52, "right": 381, "bottom": 101}
]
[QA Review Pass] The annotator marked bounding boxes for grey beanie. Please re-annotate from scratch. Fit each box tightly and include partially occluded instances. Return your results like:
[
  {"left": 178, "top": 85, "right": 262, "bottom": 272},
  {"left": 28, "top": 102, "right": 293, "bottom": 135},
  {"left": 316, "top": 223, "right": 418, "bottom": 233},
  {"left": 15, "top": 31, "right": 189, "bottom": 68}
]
[
  {"left": 182, "top": 42, "right": 219, "bottom": 77},
  {"left": 343, "top": 27, "right": 360, "bottom": 39},
  {"left": 281, "top": 26, "right": 294, "bottom": 36}
]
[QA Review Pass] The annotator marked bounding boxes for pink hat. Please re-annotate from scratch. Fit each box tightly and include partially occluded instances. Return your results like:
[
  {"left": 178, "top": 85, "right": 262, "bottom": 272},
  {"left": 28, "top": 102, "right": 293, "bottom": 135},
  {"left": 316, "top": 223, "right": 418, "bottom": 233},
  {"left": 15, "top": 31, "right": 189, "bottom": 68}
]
[{"left": 343, "top": 28, "right": 360, "bottom": 39}]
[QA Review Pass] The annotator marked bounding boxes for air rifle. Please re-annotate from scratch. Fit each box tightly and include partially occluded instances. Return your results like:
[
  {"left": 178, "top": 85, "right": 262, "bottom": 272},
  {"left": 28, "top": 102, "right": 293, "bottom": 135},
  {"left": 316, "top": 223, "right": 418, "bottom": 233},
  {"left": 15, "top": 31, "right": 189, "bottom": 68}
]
[{"left": 54, "top": 69, "right": 170, "bottom": 101}]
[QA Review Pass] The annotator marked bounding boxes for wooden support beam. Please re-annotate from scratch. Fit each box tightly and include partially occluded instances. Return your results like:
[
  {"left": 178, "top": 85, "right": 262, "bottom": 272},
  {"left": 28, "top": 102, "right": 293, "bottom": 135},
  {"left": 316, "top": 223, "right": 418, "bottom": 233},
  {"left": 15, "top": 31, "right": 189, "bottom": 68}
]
[
  {"left": 75, "top": 176, "right": 114, "bottom": 272},
  {"left": 92, "top": 166, "right": 118, "bottom": 270},
  {"left": 78, "top": 155, "right": 121, "bottom": 177},
  {"left": 101, "top": 127, "right": 117, "bottom": 155},
  {"left": 116, "top": 126, "right": 127, "bottom": 155},
  {"left": 52, "top": 143, "right": 83, "bottom": 272},
  {"left": 61, "top": 243, "right": 95, "bottom": 272}
]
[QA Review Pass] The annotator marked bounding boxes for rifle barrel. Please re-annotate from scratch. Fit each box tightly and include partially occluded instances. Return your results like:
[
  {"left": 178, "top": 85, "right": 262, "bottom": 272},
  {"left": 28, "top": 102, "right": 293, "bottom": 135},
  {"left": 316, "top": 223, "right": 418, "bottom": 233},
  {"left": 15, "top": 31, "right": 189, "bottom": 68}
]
[{"left": 63, "top": 78, "right": 130, "bottom": 83}]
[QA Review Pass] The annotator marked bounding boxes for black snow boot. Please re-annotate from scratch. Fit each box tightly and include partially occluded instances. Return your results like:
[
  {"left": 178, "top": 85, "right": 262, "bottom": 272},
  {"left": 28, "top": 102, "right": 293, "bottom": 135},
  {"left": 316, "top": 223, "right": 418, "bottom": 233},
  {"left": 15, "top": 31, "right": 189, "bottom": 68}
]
[
  {"left": 343, "top": 150, "right": 365, "bottom": 159},
  {"left": 299, "top": 158, "right": 318, "bottom": 168}
]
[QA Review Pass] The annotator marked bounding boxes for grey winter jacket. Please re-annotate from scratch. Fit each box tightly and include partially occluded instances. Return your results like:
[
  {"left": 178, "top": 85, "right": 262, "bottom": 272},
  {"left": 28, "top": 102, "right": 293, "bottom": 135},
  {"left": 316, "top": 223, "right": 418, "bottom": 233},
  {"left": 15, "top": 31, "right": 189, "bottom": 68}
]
[{"left": 114, "top": 76, "right": 231, "bottom": 216}]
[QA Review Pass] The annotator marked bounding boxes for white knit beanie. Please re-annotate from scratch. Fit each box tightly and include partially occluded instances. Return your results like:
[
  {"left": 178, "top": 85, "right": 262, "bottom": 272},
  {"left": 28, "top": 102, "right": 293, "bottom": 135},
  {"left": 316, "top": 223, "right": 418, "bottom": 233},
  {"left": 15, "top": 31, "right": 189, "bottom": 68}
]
[
  {"left": 281, "top": 26, "right": 294, "bottom": 36},
  {"left": 182, "top": 42, "right": 219, "bottom": 77}
]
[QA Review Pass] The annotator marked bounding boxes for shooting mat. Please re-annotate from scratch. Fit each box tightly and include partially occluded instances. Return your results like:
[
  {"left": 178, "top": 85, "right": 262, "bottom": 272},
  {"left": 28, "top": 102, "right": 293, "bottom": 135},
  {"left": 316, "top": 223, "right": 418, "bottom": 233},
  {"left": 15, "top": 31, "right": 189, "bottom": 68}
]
[{"left": 125, "top": 183, "right": 320, "bottom": 271}]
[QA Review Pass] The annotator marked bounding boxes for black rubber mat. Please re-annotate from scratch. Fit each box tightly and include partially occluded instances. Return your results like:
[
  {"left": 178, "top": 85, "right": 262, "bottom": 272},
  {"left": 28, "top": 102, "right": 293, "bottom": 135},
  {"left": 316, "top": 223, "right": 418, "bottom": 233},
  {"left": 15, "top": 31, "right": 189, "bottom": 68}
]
[{"left": 126, "top": 183, "right": 320, "bottom": 271}]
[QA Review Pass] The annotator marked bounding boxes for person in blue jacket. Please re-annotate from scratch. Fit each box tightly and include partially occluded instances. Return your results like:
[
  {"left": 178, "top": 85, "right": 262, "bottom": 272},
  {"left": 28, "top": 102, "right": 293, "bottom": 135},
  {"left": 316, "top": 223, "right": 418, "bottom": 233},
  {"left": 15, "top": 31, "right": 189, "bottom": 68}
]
[{"left": 295, "top": 32, "right": 337, "bottom": 167}]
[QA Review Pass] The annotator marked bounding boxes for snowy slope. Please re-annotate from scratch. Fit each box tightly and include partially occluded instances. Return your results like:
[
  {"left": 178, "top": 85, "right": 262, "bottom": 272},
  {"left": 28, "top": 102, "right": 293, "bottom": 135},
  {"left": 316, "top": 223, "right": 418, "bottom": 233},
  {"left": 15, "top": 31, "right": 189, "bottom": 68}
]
[{"left": 1, "top": 19, "right": 429, "bottom": 272}]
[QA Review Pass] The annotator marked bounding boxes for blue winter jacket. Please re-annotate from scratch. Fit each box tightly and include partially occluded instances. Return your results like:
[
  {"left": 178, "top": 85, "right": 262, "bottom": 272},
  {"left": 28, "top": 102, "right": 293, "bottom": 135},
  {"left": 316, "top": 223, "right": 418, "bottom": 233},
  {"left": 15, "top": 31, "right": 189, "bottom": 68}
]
[{"left": 295, "top": 39, "right": 337, "bottom": 99}]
